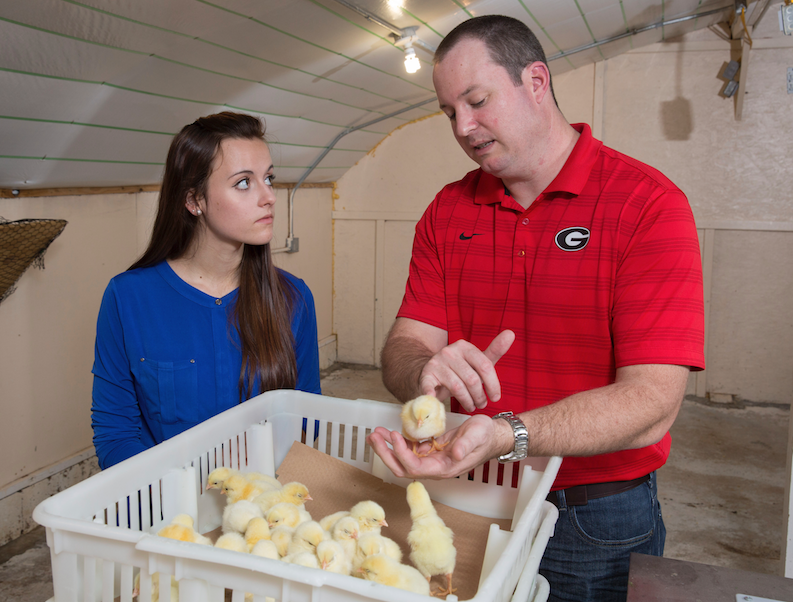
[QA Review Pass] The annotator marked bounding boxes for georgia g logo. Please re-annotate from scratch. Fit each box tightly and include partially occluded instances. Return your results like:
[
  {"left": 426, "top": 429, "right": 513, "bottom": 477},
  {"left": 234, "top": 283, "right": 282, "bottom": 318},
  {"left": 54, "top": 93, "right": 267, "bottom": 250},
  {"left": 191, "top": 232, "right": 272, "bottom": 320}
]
[{"left": 555, "top": 227, "right": 591, "bottom": 251}]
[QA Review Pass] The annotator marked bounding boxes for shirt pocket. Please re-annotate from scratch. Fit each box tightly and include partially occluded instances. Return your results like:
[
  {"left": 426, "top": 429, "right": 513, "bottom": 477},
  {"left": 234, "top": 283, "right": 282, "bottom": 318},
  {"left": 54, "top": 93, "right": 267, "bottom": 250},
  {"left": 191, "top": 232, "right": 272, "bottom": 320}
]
[{"left": 136, "top": 358, "right": 199, "bottom": 425}]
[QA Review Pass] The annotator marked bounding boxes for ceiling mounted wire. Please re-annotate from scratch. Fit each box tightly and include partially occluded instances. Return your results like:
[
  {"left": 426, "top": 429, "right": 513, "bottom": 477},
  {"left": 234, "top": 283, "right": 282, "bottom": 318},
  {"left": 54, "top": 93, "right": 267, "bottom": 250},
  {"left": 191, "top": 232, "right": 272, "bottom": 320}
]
[
  {"left": 328, "top": 0, "right": 437, "bottom": 53},
  {"left": 546, "top": 5, "right": 732, "bottom": 62}
]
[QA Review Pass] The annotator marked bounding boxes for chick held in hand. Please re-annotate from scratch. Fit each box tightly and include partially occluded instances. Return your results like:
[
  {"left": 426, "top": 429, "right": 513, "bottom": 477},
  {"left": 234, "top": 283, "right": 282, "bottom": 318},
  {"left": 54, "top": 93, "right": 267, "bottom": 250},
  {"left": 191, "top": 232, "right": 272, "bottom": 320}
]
[
  {"left": 358, "top": 554, "right": 431, "bottom": 596},
  {"left": 406, "top": 481, "right": 456, "bottom": 597},
  {"left": 401, "top": 395, "right": 448, "bottom": 457}
]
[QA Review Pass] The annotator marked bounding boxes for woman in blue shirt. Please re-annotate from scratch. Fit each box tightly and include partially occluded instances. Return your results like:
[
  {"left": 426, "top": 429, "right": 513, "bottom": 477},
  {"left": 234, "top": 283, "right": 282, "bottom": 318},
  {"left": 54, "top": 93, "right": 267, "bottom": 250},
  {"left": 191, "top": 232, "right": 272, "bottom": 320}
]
[{"left": 91, "top": 112, "right": 321, "bottom": 469}]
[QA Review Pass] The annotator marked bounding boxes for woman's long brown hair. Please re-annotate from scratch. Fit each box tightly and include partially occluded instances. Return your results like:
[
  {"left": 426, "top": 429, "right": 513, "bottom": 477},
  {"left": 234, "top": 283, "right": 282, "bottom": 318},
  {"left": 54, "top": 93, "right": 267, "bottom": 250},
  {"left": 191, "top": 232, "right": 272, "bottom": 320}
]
[{"left": 129, "top": 111, "right": 297, "bottom": 399}]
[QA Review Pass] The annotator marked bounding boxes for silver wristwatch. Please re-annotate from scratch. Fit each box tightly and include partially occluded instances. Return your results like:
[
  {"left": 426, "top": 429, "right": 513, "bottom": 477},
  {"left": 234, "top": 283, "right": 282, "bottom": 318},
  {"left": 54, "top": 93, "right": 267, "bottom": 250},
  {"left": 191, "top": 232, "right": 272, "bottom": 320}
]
[{"left": 493, "top": 411, "right": 529, "bottom": 463}]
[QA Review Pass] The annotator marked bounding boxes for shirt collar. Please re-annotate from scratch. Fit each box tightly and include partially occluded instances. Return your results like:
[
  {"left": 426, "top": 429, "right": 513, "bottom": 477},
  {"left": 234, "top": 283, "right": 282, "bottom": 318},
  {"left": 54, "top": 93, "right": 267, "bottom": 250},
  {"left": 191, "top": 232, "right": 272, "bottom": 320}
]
[
  {"left": 474, "top": 122, "right": 602, "bottom": 205},
  {"left": 543, "top": 123, "right": 601, "bottom": 195}
]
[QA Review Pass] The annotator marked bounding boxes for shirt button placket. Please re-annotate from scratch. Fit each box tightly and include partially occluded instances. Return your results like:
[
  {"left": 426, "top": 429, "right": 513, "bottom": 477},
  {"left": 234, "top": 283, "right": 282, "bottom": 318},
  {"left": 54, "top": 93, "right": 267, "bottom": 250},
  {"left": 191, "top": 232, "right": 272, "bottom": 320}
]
[{"left": 517, "top": 216, "right": 529, "bottom": 257}]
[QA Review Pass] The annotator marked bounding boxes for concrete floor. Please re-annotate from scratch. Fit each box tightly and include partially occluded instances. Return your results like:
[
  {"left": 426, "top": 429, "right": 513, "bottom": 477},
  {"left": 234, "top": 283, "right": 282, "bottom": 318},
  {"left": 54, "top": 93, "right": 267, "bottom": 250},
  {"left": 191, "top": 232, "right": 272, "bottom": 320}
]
[{"left": 1, "top": 364, "right": 790, "bottom": 600}]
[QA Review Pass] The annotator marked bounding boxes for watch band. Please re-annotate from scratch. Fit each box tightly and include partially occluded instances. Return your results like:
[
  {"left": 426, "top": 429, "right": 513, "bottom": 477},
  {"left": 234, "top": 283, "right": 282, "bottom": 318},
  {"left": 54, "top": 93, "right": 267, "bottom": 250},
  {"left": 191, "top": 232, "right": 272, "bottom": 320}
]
[{"left": 493, "top": 411, "right": 529, "bottom": 463}]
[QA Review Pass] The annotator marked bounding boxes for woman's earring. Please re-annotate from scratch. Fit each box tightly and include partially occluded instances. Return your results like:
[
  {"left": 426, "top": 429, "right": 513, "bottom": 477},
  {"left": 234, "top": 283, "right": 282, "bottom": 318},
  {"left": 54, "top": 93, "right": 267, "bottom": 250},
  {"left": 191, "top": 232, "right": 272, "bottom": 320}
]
[{"left": 196, "top": 209, "right": 202, "bottom": 215}]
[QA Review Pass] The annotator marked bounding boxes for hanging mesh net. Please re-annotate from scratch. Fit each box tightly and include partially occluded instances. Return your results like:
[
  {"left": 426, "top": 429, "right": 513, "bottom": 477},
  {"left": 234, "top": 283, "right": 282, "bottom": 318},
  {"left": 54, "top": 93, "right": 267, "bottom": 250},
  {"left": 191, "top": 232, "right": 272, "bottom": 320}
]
[{"left": 0, "top": 217, "right": 68, "bottom": 304}]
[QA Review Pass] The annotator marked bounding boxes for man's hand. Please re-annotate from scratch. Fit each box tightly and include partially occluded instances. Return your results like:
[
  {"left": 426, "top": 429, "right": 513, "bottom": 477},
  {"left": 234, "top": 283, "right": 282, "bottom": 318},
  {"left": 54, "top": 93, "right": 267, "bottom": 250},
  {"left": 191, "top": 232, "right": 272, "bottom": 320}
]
[
  {"left": 366, "top": 414, "right": 513, "bottom": 480},
  {"left": 419, "top": 329, "right": 515, "bottom": 411}
]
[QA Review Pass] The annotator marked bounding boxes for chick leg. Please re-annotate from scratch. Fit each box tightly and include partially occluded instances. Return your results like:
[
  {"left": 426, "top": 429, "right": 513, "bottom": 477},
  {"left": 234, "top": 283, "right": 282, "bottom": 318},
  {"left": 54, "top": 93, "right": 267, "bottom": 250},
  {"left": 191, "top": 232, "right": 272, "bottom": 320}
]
[
  {"left": 416, "top": 437, "right": 449, "bottom": 458},
  {"left": 432, "top": 573, "right": 456, "bottom": 598}
]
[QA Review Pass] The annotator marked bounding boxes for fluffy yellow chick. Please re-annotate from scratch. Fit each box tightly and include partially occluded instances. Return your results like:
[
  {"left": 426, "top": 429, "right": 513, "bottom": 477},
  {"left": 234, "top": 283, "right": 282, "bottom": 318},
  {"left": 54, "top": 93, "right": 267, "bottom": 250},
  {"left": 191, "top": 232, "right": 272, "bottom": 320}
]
[
  {"left": 317, "top": 540, "right": 352, "bottom": 575},
  {"left": 244, "top": 517, "right": 271, "bottom": 551},
  {"left": 223, "top": 474, "right": 265, "bottom": 504},
  {"left": 206, "top": 467, "right": 237, "bottom": 491},
  {"left": 358, "top": 554, "right": 431, "bottom": 596},
  {"left": 354, "top": 532, "right": 403, "bottom": 568},
  {"left": 286, "top": 521, "right": 328, "bottom": 557},
  {"left": 401, "top": 395, "right": 448, "bottom": 457},
  {"left": 282, "top": 551, "right": 320, "bottom": 569},
  {"left": 351, "top": 500, "right": 388, "bottom": 534},
  {"left": 269, "top": 525, "right": 295, "bottom": 557},
  {"left": 319, "top": 500, "right": 386, "bottom": 535},
  {"left": 251, "top": 539, "right": 280, "bottom": 560},
  {"left": 318, "top": 510, "right": 349, "bottom": 532},
  {"left": 222, "top": 499, "right": 263, "bottom": 535},
  {"left": 406, "top": 481, "right": 457, "bottom": 597},
  {"left": 244, "top": 471, "right": 282, "bottom": 491},
  {"left": 133, "top": 571, "right": 178, "bottom": 602},
  {"left": 215, "top": 532, "right": 249, "bottom": 554},
  {"left": 254, "top": 482, "right": 312, "bottom": 513},
  {"left": 157, "top": 514, "right": 212, "bottom": 546},
  {"left": 330, "top": 516, "right": 360, "bottom": 561},
  {"left": 265, "top": 502, "right": 302, "bottom": 530}
]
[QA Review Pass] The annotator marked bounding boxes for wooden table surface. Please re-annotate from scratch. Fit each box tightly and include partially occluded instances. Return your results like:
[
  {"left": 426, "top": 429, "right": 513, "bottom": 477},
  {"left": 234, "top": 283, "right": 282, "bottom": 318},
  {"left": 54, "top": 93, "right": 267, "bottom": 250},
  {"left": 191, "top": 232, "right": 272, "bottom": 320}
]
[{"left": 627, "top": 553, "right": 793, "bottom": 601}]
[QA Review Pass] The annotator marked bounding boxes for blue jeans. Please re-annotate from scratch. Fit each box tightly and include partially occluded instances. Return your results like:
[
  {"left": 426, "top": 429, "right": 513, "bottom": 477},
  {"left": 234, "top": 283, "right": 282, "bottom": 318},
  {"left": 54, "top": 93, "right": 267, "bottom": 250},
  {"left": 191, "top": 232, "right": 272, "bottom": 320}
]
[{"left": 539, "top": 472, "right": 665, "bottom": 602}]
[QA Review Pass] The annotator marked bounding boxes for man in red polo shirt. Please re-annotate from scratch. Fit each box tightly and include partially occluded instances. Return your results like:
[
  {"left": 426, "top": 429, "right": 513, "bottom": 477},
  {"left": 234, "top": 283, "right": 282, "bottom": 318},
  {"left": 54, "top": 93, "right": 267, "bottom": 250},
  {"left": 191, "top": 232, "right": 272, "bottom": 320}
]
[{"left": 366, "top": 15, "right": 705, "bottom": 602}]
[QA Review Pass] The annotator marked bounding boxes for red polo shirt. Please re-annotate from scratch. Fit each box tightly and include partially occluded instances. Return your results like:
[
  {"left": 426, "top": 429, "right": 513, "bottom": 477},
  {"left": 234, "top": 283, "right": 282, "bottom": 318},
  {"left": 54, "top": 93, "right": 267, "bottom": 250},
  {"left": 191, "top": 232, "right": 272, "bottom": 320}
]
[{"left": 397, "top": 123, "right": 705, "bottom": 488}]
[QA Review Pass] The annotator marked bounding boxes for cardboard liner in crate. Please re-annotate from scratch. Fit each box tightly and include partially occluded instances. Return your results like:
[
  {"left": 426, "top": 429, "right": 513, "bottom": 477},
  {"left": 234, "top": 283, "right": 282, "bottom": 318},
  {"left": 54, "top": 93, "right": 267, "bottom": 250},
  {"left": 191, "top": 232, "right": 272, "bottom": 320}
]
[{"left": 273, "top": 441, "right": 512, "bottom": 600}]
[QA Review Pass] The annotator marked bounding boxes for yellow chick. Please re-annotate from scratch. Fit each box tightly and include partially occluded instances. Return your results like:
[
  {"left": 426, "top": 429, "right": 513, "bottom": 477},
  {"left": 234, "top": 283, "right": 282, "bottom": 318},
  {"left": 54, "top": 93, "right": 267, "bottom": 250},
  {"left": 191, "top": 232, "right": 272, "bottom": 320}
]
[
  {"left": 406, "top": 481, "right": 457, "bottom": 597},
  {"left": 254, "top": 482, "right": 312, "bottom": 513},
  {"left": 401, "top": 395, "right": 448, "bottom": 457},
  {"left": 223, "top": 474, "right": 265, "bottom": 504},
  {"left": 330, "top": 516, "right": 360, "bottom": 561},
  {"left": 244, "top": 517, "right": 271, "bottom": 552},
  {"left": 215, "top": 532, "right": 249, "bottom": 554},
  {"left": 157, "top": 514, "right": 212, "bottom": 546},
  {"left": 265, "top": 502, "right": 302, "bottom": 530},
  {"left": 354, "top": 532, "right": 403, "bottom": 568},
  {"left": 282, "top": 551, "right": 320, "bottom": 569},
  {"left": 269, "top": 525, "right": 295, "bottom": 557},
  {"left": 206, "top": 467, "right": 237, "bottom": 491},
  {"left": 317, "top": 540, "right": 352, "bottom": 575},
  {"left": 351, "top": 500, "right": 388, "bottom": 534},
  {"left": 358, "top": 554, "right": 430, "bottom": 596},
  {"left": 244, "top": 471, "right": 282, "bottom": 491},
  {"left": 251, "top": 539, "right": 280, "bottom": 560},
  {"left": 132, "top": 571, "right": 178, "bottom": 602},
  {"left": 222, "top": 499, "right": 263, "bottom": 535},
  {"left": 286, "top": 521, "right": 328, "bottom": 557}
]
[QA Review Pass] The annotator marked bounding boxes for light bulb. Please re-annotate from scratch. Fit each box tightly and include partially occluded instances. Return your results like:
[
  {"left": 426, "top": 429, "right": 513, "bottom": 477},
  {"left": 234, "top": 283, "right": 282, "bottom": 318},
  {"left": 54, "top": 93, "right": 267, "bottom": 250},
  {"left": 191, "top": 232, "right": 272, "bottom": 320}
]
[{"left": 404, "top": 47, "right": 420, "bottom": 74}]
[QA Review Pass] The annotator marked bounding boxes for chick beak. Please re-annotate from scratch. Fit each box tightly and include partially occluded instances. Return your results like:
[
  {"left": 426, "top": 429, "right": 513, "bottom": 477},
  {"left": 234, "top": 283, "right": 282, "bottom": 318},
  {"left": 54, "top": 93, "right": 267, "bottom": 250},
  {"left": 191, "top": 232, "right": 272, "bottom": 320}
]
[
  {"left": 380, "top": 519, "right": 388, "bottom": 527},
  {"left": 352, "top": 532, "right": 359, "bottom": 540},
  {"left": 304, "top": 494, "right": 313, "bottom": 501},
  {"left": 321, "top": 560, "right": 329, "bottom": 570},
  {"left": 417, "top": 418, "right": 424, "bottom": 428}
]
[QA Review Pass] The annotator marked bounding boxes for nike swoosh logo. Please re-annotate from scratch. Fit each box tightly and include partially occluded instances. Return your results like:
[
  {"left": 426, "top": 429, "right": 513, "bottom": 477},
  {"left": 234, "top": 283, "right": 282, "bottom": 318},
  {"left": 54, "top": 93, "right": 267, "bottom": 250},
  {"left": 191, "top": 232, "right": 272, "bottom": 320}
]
[{"left": 459, "top": 232, "right": 483, "bottom": 240}]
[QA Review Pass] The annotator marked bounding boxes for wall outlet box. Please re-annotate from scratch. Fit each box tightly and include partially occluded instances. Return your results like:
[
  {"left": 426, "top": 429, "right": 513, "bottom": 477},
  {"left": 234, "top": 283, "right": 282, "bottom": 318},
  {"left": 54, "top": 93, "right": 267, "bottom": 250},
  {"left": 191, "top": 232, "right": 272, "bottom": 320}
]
[{"left": 780, "top": 3, "right": 793, "bottom": 35}]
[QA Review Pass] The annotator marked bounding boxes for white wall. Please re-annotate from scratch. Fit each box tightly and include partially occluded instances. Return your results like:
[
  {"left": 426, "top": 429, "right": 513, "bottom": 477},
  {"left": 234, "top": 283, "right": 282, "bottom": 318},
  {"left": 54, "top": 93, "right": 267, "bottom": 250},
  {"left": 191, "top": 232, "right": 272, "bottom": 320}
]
[{"left": 333, "top": 18, "right": 793, "bottom": 404}]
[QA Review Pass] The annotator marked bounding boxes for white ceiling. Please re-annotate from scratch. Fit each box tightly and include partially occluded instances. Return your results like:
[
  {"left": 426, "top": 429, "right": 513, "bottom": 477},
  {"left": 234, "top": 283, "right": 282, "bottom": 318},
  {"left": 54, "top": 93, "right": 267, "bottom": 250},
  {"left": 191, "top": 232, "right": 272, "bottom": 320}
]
[{"left": 0, "top": 0, "right": 748, "bottom": 191}]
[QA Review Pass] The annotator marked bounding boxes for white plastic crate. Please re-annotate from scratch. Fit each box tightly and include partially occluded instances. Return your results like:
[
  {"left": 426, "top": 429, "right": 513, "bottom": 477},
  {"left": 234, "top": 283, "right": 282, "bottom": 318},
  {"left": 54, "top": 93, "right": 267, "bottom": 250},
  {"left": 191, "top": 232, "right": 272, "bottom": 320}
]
[{"left": 33, "top": 390, "right": 560, "bottom": 602}]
